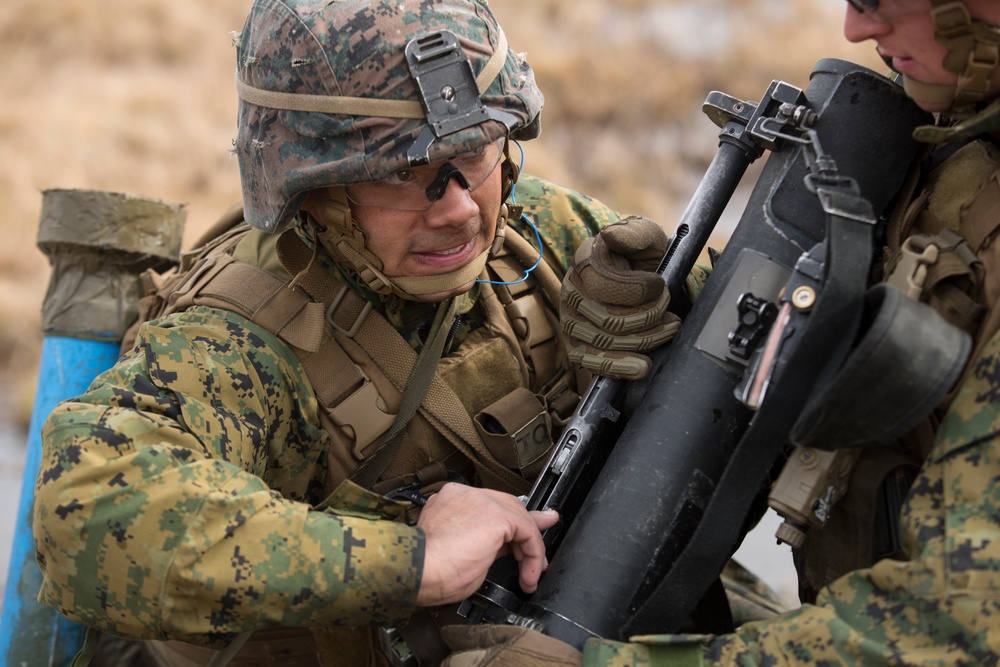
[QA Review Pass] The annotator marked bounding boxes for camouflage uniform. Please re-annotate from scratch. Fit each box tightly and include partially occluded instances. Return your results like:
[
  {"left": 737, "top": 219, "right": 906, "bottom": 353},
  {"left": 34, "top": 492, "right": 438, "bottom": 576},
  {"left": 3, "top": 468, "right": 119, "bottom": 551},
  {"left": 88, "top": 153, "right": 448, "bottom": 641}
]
[
  {"left": 32, "top": 0, "right": 586, "bottom": 656},
  {"left": 30, "top": 0, "right": 721, "bottom": 663},
  {"left": 32, "top": 174, "right": 617, "bottom": 652},
  {"left": 581, "top": 103, "right": 1000, "bottom": 667}
]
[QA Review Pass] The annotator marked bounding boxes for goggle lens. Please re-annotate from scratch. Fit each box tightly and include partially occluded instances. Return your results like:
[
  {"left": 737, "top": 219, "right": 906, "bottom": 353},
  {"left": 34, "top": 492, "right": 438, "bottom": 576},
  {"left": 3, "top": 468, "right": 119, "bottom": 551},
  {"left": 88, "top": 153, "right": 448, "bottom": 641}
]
[{"left": 346, "top": 138, "right": 505, "bottom": 211}]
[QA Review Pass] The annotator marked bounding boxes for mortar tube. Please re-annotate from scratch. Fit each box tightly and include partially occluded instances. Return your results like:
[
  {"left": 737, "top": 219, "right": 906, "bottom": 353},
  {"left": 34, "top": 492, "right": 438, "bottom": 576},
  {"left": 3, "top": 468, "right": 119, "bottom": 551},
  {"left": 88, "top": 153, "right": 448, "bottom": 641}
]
[
  {"left": 516, "top": 59, "right": 932, "bottom": 645},
  {"left": 0, "top": 189, "right": 185, "bottom": 665}
]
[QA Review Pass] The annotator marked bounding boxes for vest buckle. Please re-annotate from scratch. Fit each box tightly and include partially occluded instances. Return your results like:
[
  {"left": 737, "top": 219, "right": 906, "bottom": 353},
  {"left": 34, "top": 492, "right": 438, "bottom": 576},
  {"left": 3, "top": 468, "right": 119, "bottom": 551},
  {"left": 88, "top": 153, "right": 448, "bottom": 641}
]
[
  {"left": 329, "top": 378, "right": 396, "bottom": 458},
  {"left": 887, "top": 237, "right": 940, "bottom": 300},
  {"left": 326, "top": 284, "right": 373, "bottom": 337}
]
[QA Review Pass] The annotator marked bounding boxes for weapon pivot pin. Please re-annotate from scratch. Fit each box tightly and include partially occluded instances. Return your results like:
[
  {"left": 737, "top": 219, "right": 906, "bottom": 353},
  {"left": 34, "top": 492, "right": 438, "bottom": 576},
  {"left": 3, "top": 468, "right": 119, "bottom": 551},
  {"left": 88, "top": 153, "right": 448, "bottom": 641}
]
[{"left": 792, "top": 286, "right": 816, "bottom": 310}]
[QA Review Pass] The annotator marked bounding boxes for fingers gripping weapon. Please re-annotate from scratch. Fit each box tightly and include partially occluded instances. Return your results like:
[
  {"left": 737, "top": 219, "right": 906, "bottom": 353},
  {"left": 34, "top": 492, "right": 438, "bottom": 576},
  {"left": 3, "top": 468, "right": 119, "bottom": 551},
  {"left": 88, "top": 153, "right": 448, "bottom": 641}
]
[{"left": 457, "top": 59, "right": 933, "bottom": 648}]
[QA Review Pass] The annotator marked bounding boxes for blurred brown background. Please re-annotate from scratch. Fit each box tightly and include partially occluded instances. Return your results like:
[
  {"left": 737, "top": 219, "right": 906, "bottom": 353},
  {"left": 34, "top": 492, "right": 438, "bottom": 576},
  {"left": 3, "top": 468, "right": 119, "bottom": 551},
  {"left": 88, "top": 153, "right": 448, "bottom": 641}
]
[{"left": 0, "top": 0, "right": 882, "bottom": 427}]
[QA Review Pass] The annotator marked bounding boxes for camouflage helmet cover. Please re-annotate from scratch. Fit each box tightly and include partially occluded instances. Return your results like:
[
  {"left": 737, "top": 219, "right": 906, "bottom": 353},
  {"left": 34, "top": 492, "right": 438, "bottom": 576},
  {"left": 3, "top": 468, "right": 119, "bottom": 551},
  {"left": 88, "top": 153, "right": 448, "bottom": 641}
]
[{"left": 235, "top": 0, "right": 544, "bottom": 233}]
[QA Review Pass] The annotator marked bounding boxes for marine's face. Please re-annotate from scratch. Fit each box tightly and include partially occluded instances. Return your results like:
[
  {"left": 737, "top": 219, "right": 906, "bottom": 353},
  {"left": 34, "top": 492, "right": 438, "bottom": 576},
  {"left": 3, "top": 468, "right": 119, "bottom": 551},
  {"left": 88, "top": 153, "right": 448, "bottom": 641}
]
[
  {"left": 347, "top": 152, "right": 504, "bottom": 302},
  {"left": 301, "top": 138, "right": 506, "bottom": 302},
  {"left": 844, "top": 0, "right": 952, "bottom": 111},
  {"left": 842, "top": 0, "right": 1000, "bottom": 111}
]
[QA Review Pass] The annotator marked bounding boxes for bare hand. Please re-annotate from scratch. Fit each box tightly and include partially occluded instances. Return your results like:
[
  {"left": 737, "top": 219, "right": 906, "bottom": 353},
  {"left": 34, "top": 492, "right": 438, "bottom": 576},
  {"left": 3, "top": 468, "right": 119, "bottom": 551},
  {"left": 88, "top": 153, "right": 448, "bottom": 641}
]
[{"left": 415, "top": 483, "right": 559, "bottom": 607}]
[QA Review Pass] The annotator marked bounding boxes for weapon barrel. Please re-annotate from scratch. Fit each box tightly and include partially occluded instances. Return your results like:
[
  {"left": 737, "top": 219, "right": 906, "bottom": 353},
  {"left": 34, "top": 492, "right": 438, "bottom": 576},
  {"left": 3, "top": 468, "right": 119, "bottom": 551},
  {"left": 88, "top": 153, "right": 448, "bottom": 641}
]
[
  {"left": 462, "top": 98, "right": 763, "bottom": 629},
  {"left": 526, "top": 136, "right": 759, "bottom": 524}
]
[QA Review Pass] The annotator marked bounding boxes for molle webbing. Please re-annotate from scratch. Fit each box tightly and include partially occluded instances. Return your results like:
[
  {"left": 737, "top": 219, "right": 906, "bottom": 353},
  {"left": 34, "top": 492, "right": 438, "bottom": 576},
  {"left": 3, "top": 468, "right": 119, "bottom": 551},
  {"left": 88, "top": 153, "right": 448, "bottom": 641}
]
[
  {"left": 484, "top": 230, "right": 563, "bottom": 394},
  {"left": 151, "top": 222, "right": 571, "bottom": 496},
  {"left": 274, "top": 230, "right": 533, "bottom": 494},
  {"left": 168, "top": 251, "right": 329, "bottom": 353},
  {"left": 884, "top": 141, "right": 1000, "bottom": 372},
  {"left": 886, "top": 229, "right": 985, "bottom": 333},
  {"left": 348, "top": 296, "right": 462, "bottom": 491}
]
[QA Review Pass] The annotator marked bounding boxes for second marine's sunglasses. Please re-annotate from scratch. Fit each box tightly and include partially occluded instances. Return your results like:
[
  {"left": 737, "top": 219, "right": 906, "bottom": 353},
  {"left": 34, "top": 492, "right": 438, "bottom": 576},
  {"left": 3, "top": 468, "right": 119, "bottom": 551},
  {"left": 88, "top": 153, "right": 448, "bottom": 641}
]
[{"left": 845, "top": 1, "right": 932, "bottom": 19}]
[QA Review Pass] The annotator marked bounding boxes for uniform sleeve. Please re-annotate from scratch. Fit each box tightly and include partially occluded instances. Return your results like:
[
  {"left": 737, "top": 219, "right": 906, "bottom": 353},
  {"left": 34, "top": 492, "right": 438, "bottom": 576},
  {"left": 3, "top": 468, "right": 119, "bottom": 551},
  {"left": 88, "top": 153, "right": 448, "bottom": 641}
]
[
  {"left": 510, "top": 173, "right": 711, "bottom": 300},
  {"left": 33, "top": 306, "right": 422, "bottom": 646},
  {"left": 582, "top": 330, "right": 1000, "bottom": 666},
  {"left": 511, "top": 173, "right": 622, "bottom": 276}
]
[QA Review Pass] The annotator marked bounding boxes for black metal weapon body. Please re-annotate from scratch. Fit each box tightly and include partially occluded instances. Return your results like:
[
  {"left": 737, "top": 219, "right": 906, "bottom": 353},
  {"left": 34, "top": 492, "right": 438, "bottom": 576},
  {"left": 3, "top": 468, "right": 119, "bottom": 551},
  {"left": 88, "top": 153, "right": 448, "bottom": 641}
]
[{"left": 459, "top": 58, "right": 932, "bottom": 648}]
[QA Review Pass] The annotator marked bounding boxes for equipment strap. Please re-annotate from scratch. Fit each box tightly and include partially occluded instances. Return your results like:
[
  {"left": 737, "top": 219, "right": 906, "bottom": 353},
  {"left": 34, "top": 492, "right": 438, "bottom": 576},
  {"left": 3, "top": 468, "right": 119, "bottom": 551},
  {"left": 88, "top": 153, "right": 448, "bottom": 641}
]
[
  {"left": 276, "top": 228, "right": 532, "bottom": 494},
  {"left": 70, "top": 627, "right": 101, "bottom": 667},
  {"left": 234, "top": 30, "right": 508, "bottom": 118},
  {"left": 350, "top": 296, "right": 460, "bottom": 490}
]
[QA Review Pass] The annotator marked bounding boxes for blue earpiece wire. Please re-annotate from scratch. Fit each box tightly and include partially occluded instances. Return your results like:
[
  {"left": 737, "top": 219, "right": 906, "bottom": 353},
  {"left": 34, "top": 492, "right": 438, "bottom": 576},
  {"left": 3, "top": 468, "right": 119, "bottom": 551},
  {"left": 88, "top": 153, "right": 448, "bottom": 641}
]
[{"left": 476, "top": 140, "right": 544, "bottom": 286}]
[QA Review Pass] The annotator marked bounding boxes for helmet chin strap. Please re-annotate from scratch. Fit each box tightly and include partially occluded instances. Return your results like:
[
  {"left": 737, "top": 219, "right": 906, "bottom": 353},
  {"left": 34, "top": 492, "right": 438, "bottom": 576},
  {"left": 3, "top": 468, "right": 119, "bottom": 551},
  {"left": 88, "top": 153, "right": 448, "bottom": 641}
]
[
  {"left": 308, "top": 144, "right": 520, "bottom": 302},
  {"left": 917, "top": 1, "right": 1000, "bottom": 110},
  {"left": 901, "top": 76, "right": 962, "bottom": 107},
  {"left": 391, "top": 247, "right": 492, "bottom": 296},
  {"left": 881, "top": 3, "right": 1000, "bottom": 111}
]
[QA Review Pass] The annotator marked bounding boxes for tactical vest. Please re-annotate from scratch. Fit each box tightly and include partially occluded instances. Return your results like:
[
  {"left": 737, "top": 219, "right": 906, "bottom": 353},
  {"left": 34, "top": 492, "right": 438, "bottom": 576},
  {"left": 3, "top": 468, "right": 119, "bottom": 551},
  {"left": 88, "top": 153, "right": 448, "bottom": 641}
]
[
  {"left": 123, "top": 207, "right": 586, "bottom": 666},
  {"left": 793, "top": 134, "right": 1000, "bottom": 602}
]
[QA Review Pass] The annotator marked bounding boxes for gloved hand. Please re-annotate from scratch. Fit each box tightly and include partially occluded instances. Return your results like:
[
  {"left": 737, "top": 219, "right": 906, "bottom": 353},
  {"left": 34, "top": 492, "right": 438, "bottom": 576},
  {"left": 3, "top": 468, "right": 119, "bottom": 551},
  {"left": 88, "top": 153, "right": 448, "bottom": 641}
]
[
  {"left": 440, "top": 624, "right": 581, "bottom": 667},
  {"left": 560, "top": 216, "right": 681, "bottom": 380}
]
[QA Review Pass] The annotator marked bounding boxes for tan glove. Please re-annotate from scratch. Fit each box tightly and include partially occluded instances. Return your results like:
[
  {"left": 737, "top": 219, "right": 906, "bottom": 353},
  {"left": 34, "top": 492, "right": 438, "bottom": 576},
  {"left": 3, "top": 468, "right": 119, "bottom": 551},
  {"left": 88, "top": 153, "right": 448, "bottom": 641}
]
[
  {"left": 440, "top": 624, "right": 581, "bottom": 667},
  {"left": 560, "top": 216, "right": 681, "bottom": 380}
]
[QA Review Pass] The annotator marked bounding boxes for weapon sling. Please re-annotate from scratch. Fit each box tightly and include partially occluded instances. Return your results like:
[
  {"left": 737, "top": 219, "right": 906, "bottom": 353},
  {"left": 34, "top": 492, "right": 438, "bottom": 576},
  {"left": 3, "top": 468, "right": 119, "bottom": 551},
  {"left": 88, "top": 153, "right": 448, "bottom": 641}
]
[{"left": 622, "top": 164, "right": 877, "bottom": 636}]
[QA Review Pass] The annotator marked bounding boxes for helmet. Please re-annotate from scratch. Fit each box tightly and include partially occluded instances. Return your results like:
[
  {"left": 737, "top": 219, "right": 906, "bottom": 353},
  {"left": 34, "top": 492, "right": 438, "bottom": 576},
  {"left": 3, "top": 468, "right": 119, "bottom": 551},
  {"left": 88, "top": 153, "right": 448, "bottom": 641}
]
[
  {"left": 234, "top": 0, "right": 543, "bottom": 234},
  {"left": 861, "top": 0, "right": 1000, "bottom": 110}
]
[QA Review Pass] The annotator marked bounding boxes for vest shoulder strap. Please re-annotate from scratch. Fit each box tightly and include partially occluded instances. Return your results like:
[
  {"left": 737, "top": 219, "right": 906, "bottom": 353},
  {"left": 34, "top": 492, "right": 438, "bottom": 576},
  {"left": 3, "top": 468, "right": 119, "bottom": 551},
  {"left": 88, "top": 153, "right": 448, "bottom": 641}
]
[
  {"left": 134, "top": 208, "right": 575, "bottom": 495},
  {"left": 274, "top": 227, "right": 545, "bottom": 494}
]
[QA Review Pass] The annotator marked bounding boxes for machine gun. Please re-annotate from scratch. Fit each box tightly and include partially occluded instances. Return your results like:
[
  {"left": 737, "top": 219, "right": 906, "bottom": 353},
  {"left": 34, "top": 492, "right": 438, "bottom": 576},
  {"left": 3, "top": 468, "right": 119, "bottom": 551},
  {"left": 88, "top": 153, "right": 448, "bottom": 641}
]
[{"left": 454, "top": 58, "right": 933, "bottom": 646}]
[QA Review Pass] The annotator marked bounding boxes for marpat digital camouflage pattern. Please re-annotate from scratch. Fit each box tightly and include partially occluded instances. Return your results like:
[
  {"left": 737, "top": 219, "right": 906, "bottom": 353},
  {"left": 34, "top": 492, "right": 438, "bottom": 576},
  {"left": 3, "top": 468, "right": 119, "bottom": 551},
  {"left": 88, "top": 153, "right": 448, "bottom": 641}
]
[
  {"left": 583, "top": 329, "right": 1000, "bottom": 665},
  {"left": 32, "top": 174, "right": 617, "bottom": 646},
  {"left": 235, "top": 0, "right": 543, "bottom": 233}
]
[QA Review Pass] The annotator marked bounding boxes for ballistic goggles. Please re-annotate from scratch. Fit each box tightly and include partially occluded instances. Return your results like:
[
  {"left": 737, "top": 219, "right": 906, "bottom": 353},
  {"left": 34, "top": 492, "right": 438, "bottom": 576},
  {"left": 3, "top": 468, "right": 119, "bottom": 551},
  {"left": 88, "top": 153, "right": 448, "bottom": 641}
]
[{"left": 345, "top": 136, "right": 506, "bottom": 211}]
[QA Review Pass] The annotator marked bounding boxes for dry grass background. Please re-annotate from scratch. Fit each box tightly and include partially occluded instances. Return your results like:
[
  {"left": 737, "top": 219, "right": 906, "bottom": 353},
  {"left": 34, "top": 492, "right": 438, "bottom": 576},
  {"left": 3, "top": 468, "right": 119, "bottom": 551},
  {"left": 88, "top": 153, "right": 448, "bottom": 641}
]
[{"left": 0, "top": 0, "right": 882, "bottom": 428}]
